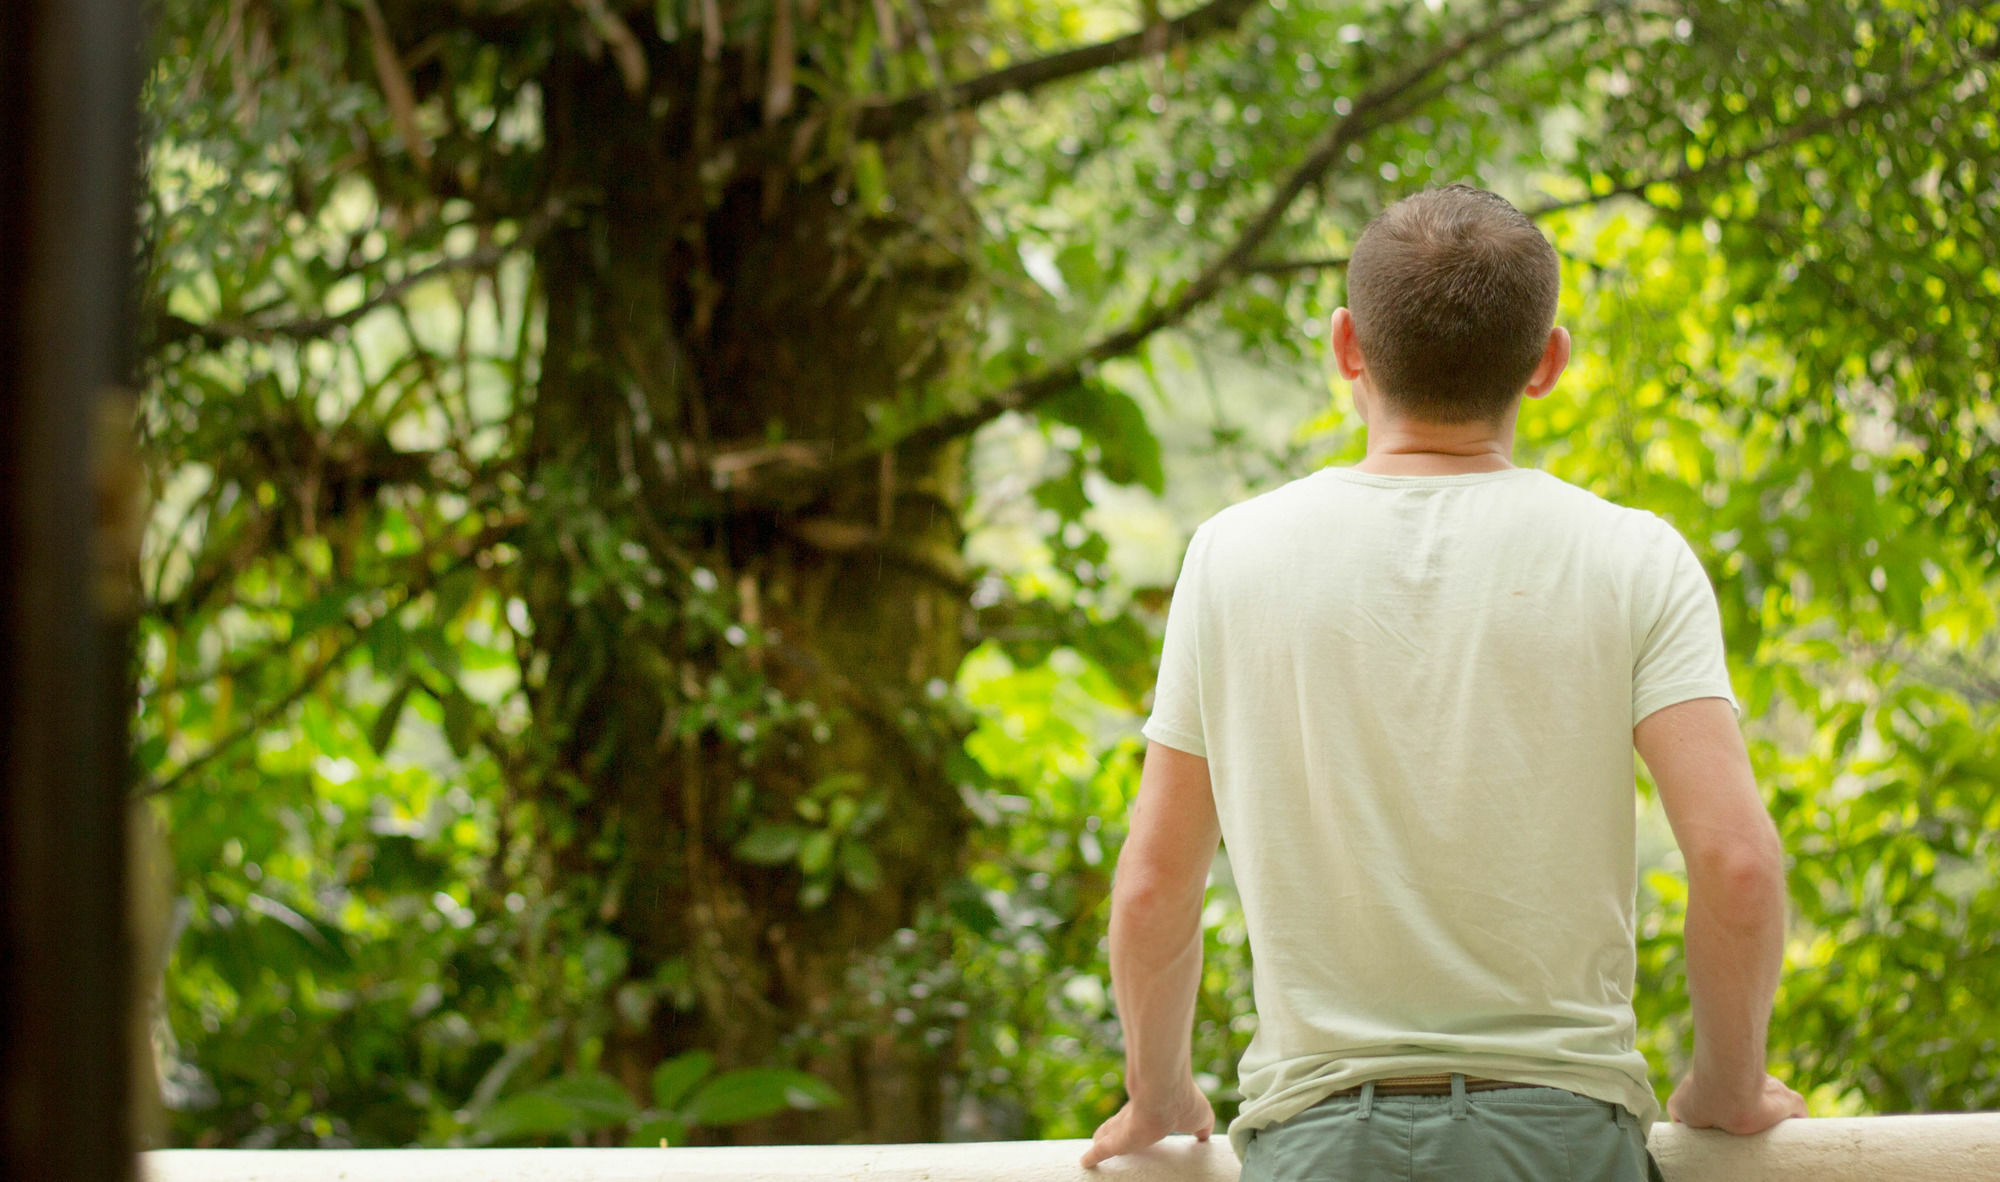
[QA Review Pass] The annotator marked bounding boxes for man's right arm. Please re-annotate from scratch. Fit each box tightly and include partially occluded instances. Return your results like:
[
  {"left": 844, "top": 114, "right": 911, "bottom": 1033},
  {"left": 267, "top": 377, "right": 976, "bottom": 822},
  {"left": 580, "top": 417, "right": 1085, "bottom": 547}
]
[{"left": 1635, "top": 696, "right": 1807, "bottom": 1134}]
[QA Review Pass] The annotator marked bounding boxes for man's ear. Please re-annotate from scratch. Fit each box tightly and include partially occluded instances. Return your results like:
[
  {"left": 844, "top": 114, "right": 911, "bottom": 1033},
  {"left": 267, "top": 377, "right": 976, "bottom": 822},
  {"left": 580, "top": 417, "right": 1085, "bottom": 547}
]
[
  {"left": 1524, "top": 326, "right": 1571, "bottom": 400},
  {"left": 1329, "top": 307, "right": 1366, "bottom": 380}
]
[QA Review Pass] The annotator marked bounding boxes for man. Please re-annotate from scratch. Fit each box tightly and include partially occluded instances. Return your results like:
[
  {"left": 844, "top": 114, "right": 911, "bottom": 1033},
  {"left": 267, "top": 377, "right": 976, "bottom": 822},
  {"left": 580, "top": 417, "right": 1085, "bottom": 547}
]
[{"left": 1080, "top": 185, "right": 1806, "bottom": 1179}]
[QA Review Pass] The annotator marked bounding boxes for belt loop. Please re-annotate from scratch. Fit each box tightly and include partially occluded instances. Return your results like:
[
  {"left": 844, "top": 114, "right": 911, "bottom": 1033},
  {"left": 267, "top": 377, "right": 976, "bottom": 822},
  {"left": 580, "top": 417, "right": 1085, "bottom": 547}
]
[
  {"left": 1449, "top": 1073, "right": 1469, "bottom": 1120},
  {"left": 1357, "top": 1079, "right": 1376, "bottom": 1121}
]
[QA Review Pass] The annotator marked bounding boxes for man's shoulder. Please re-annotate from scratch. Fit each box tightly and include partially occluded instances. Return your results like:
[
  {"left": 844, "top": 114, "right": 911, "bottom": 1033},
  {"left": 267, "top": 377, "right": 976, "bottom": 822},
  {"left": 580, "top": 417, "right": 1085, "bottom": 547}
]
[
  {"left": 1519, "top": 470, "right": 1685, "bottom": 542},
  {"left": 1186, "top": 470, "right": 1329, "bottom": 541}
]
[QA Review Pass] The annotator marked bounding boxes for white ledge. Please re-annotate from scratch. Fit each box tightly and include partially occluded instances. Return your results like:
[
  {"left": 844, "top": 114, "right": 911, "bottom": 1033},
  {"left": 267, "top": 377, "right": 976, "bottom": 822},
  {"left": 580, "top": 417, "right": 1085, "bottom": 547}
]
[{"left": 143, "top": 1114, "right": 2000, "bottom": 1182}]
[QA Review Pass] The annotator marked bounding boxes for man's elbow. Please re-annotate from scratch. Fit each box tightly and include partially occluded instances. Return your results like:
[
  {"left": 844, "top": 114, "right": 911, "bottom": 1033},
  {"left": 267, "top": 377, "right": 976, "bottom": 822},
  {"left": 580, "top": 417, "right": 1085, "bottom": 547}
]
[
  {"left": 1686, "top": 823, "right": 1787, "bottom": 902},
  {"left": 1110, "top": 870, "right": 1201, "bottom": 919}
]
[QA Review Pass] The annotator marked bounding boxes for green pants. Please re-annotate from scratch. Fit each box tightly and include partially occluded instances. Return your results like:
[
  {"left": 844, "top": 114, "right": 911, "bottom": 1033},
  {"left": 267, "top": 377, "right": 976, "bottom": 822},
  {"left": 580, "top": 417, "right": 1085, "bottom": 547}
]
[{"left": 1240, "top": 1076, "right": 1667, "bottom": 1182}]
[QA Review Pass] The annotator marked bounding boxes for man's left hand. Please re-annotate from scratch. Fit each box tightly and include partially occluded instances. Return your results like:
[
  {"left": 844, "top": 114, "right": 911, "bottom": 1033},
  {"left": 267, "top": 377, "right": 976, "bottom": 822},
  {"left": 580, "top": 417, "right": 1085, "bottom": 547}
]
[{"left": 1079, "top": 1080, "right": 1214, "bottom": 1168}]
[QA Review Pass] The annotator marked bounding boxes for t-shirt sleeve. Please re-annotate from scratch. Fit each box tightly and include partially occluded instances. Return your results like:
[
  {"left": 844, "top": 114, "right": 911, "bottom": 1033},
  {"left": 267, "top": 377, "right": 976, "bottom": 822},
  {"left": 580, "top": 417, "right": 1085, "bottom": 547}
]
[
  {"left": 1141, "top": 526, "right": 1208, "bottom": 757},
  {"left": 1632, "top": 520, "right": 1739, "bottom": 728}
]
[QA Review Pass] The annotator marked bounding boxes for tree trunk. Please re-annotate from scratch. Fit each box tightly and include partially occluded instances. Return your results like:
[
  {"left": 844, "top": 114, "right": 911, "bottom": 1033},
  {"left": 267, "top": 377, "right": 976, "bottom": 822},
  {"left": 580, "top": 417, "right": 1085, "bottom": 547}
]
[{"left": 520, "top": 39, "right": 980, "bottom": 1142}]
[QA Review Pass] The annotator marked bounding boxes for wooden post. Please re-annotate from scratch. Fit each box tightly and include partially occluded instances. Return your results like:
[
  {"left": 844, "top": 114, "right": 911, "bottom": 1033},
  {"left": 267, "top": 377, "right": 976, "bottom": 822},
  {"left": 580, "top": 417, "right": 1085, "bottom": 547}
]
[{"left": 0, "top": 1, "right": 143, "bottom": 1180}]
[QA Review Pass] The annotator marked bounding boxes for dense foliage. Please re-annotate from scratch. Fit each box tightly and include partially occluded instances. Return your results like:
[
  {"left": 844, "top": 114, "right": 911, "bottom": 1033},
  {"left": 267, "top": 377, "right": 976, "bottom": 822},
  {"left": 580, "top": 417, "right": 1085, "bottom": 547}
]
[{"left": 137, "top": 0, "right": 1997, "bottom": 1149}]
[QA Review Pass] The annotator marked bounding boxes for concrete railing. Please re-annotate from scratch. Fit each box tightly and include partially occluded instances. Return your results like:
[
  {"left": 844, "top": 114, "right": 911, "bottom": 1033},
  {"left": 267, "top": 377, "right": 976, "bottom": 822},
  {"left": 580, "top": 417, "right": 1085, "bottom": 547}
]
[{"left": 143, "top": 1114, "right": 2000, "bottom": 1181}]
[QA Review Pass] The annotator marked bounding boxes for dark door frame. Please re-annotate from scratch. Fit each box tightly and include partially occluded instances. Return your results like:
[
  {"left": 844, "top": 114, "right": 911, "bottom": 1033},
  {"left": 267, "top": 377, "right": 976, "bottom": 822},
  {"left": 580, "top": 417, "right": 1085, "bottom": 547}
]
[{"left": 0, "top": 2, "right": 144, "bottom": 1180}]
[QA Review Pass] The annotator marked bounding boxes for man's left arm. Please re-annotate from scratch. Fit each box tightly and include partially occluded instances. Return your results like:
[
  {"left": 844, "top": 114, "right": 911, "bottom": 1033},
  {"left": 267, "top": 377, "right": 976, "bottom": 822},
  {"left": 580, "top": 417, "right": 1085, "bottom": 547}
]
[{"left": 1080, "top": 739, "right": 1222, "bottom": 1169}]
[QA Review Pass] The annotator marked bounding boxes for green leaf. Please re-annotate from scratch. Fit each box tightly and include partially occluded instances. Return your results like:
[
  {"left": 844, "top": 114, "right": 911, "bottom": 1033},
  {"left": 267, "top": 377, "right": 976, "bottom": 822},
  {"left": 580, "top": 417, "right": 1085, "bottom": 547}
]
[
  {"left": 243, "top": 892, "right": 352, "bottom": 973},
  {"left": 942, "top": 876, "right": 1001, "bottom": 937},
  {"left": 289, "top": 582, "right": 359, "bottom": 638},
  {"left": 732, "top": 825, "right": 804, "bottom": 866},
  {"left": 539, "top": 1072, "right": 640, "bottom": 1125},
  {"left": 853, "top": 141, "right": 888, "bottom": 212},
  {"left": 434, "top": 567, "right": 477, "bottom": 624},
  {"left": 439, "top": 685, "right": 476, "bottom": 757},
  {"left": 413, "top": 626, "right": 462, "bottom": 677},
  {"left": 472, "top": 1092, "right": 579, "bottom": 1144},
  {"left": 1041, "top": 382, "right": 1164, "bottom": 493},
  {"left": 368, "top": 617, "right": 409, "bottom": 674},
  {"left": 1031, "top": 467, "right": 1090, "bottom": 521},
  {"left": 135, "top": 732, "right": 168, "bottom": 771},
  {"left": 798, "top": 830, "right": 835, "bottom": 875},
  {"left": 651, "top": 1051, "right": 714, "bottom": 1110},
  {"left": 369, "top": 679, "right": 414, "bottom": 755},
  {"left": 682, "top": 1068, "right": 841, "bottom": 1127},
  {"left": 1054, "top": 241, "right": 1104, "bottom": 294},
  {"left": 839, "top": 842, "right": 881, "bottom": 892},
  {"left": 473, "top": 1072, "right": 639, "bottom": 1143},
  {"left": 361, "top": 834, "right": 448, "bottom": 893}
]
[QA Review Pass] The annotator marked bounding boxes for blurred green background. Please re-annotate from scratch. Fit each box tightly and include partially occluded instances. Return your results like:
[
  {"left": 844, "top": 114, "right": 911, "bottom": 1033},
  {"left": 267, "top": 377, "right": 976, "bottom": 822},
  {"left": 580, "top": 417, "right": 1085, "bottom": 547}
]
[{"left": 135, "top": 0, "right": 1998, "bottom": 1150}]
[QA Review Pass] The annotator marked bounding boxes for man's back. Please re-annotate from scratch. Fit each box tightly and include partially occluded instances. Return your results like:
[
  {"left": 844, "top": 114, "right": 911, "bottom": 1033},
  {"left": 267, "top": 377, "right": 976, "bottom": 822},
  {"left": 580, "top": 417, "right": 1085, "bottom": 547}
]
[
  {"left": 1080, "top": 186, "right": 1799, "bottom": 1178},
  {"left": 1142, "top": 464, "right": 1736, "bottom": 1155}
]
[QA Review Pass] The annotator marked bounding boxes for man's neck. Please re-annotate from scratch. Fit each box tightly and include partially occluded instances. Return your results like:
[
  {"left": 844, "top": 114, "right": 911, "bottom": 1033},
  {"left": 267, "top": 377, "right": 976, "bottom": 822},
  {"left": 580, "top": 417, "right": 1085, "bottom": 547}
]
[{"left": 1353, "top": 423, "right": 1517, "bottom": 476}]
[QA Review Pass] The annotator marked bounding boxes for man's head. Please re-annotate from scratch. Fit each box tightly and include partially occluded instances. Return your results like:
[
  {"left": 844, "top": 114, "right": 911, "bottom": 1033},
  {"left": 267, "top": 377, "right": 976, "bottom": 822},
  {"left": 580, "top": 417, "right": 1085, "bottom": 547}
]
[{"left": 1336, "top": 185, "right": 1563, "bottom": 424}]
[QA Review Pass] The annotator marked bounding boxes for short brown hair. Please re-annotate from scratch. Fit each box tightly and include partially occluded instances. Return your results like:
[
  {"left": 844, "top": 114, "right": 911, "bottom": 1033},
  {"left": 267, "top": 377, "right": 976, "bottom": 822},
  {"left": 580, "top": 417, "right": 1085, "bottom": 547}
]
[{"left": 1345, "top": 185, "right": 1560, "bottom": 423}]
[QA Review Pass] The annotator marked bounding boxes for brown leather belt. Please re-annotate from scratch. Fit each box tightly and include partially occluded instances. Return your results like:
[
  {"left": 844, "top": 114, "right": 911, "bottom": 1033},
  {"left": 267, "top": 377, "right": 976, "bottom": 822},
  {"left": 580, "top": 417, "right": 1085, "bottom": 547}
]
[{"left": 1330, "top": 1073, "right": 1533, "bottom": 1097}]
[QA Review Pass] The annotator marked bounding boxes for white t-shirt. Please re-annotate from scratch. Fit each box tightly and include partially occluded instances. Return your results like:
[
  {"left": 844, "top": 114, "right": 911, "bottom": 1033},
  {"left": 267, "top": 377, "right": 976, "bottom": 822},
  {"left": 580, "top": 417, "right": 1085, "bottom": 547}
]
[{"left": 1140, "top": 465, "right": 1737, "bottom": 1160}]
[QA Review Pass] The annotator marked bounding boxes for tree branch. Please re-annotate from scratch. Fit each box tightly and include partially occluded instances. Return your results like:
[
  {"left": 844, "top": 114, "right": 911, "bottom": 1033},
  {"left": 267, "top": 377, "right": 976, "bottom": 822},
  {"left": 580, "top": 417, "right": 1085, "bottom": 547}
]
[
  {"left": 855, "top": 0, "right": 1264, "bottom": 139},
  {"left": 1528, "top": 53, "right": 1993, "bottom": 218},
  {"left": 133, "top": 517, "right": 522, "bottom": 800},
  {"left": 1240, "top": 255, "right": 1350, "bottom": 277},
  {"left": 1237, "top": 35, "right": 1998, "bottom": 277},
  {"left": 154, "top": 198, "right": 566, "bottom": 350},
  {"left": 711, "top": 0, "right": 1264, "bottom": 187},
  {"left": 828, "top": 0, "right": 1567, "bottom": 469}
]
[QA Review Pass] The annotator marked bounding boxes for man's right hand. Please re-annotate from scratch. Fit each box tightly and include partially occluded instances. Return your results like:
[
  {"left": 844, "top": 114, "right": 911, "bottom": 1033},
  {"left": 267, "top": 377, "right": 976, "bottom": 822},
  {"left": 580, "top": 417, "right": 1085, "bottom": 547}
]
[
  {"left": 1639, "top": 698, "right": 1802, "bottom": 1138},
  {"left": 1667, "top": 1070, "right": 1807, "bottom": 1134}
]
